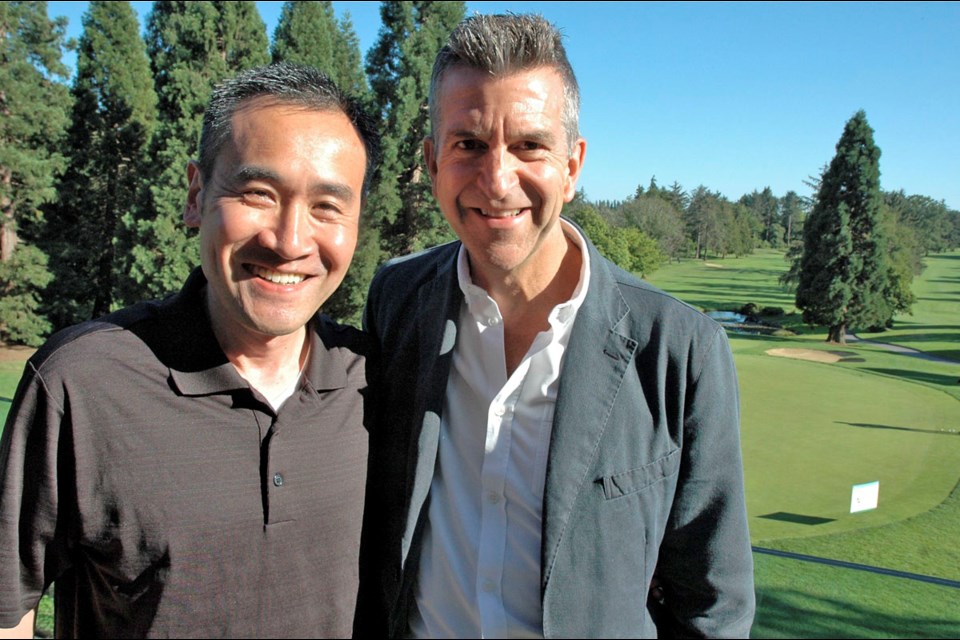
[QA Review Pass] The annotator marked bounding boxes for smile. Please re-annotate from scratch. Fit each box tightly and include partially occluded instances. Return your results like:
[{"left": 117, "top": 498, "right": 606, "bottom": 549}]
[
  {"left": 249, "top": 265, "right": 307, "bottom": 285},
  {"left": 476, "top": 208, "right": 525, "bottom": 218}
]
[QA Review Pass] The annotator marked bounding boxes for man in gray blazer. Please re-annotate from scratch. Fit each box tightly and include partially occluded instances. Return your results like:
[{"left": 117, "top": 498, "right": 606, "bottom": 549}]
[{"left": 356, "top": 13, "right": 755, "bottom": 639}]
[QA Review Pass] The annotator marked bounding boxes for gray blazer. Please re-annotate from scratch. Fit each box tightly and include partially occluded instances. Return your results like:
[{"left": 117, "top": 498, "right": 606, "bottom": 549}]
[{"left": 356, "top": 233, "right": 755, "bottom": 638}]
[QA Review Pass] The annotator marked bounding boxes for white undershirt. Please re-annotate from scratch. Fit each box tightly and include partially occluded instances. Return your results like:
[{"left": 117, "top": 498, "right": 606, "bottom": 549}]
[{"left": 410, "top": 221, "right": 591, "bottom": 639}]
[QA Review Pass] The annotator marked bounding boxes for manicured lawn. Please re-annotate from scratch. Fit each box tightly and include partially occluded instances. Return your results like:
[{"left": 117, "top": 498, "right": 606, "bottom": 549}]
[
  {"left": 857, "top": 252, "right": 960, "bottom": 361},
  {"left": 650, "top": 249, "right": 960, "bottom": 637},
  {"left": 752, "top": 551, "right": 960, "bottom": 639},
  {"left": 0, "top": 360, "right": 28, "bottom": 427}
]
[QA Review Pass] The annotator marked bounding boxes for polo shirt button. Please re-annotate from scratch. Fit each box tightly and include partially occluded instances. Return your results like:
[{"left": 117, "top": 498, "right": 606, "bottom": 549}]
[{"left": 273, "top": 472, "right": 284, "bottom": 487}]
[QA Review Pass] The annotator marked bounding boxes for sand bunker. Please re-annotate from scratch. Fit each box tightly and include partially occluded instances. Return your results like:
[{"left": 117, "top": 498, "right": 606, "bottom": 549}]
[
  {"left": 765, "top": 348, "right": 850, "bottom": 363},
  {"left": 704, "top": 262, "right": 725, "bottom": 268}
]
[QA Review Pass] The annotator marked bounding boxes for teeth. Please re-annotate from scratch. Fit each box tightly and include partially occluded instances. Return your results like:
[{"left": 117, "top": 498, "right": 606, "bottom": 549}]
[
  {"left": 478, "top": 209, "right": 522, "bottom": 218},
  {"left": 250, "top": 265, "right": 306, "bottom": 285}
]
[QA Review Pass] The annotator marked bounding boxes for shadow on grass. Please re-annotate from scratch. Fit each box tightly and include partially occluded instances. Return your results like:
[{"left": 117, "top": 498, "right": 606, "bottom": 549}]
[
  {"left": 758, "top": 512, "right": 835, "bottom": 525},
  {"left": 837, "top": 421, "right": 959, "bottom": 436},
  {"left": 862, "top": 368, "right": 960, "bottom": 387},
  {"left": 752, "top": 587, "right": 960, "bottom": 639}
]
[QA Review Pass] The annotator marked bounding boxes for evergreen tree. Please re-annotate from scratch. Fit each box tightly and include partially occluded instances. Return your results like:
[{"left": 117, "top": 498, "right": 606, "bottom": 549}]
[
  {"left": 44, "top": 1, "right": 156, "bottom": 329},
  {"left": 270, "top": 1, "right": 371, "bottom": 325},
  {"left": 366, "top": 0, "right": 465, "bottom": 257},
  {"left": 739, "top": 186, "right": 782, "bottom": 248},
  {"left": 271, "top": 1, "right": 368, "bottom": 99},
  {"left": 796, "top": 110, "right": 892, "bottom": 342},
  {"left": 319, "top": 1, "right": 464, "bottom": 326},
  {"left": 0, "top": 1, "right": 72, "bottom": 345},
  {"left": 122, "top": 1, "right": 268, "bottom": 303}
]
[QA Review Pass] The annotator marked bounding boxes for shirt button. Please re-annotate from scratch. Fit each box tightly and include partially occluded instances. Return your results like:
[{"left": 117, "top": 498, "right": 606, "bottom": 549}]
[
  {"left": 273, "top": 472, "right": 284, "bottom": 487},
  {"left": 487, "top": 492, "right": 500, "bottom": 504},
  {"left": 487, "top": 317, "right": 500, "bottom": 326},
  {"left": 481, "top": 580, "right": 496, "bottom": 593},
  {"left": 493, "top": 405, "right": 505, "bottom": 417}
]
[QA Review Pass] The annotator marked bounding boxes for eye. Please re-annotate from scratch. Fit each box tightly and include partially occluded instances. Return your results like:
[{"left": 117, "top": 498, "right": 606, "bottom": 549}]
[
  {"left": 241, "top": 188, "right": 275, "bottom": 206},
  {"left": 454, "top": 139, "right": 484, "bottom": 152},
  {"left": 515, "top": 140, "right": 545, "bottom": 152},
  {"left": 312, "top": 201, "right": 344, "bottom": 221}
]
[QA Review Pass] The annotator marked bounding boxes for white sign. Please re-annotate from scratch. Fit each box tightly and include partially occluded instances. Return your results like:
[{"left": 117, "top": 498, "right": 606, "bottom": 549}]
[{"left": 850, "top": 481, "right": 880, "bottom": 513}]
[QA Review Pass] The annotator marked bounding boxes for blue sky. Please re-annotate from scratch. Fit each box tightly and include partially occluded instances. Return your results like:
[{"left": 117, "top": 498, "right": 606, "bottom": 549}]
[{"left": 47, "top": 1, "right": 959, "bottom": 209}]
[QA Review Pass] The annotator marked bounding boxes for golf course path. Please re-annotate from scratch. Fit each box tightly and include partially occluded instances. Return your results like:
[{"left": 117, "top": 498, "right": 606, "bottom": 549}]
[{"left": 845, "top": 333, "right": 960, "bottom": 365}]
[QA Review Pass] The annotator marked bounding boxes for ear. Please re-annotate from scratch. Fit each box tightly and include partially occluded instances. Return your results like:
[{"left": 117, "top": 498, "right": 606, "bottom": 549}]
[
  {"left": 423, "top": 135, "right": 439, "bottom": 194},
  {"left": 183, "top": 161, "right": 204, "bottom": 228},
  {"left": 563, "top": 137, "right": 587, "bottom": 203}
]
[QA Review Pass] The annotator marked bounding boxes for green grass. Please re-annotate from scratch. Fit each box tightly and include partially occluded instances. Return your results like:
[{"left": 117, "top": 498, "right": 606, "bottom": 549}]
[
  {"left": 752, "top": 552, "right": 960, "bottom": 639},
  {"left": 650, "top": 249, "right": 960, "bottom": 637},
  {"left": 0, "top": 360, "right": 28, "bottom": 427},
  {"left": 861, "top": 252, "right": 960, "bottom": 361}
]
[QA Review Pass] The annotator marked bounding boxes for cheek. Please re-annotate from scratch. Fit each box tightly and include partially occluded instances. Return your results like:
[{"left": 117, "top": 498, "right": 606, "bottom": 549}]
[{"left": 322, "top": 225, "right": 359, "bottom": 262}]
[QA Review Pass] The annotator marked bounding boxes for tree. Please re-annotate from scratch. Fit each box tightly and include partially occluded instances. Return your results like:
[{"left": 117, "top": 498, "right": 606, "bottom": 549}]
[
  {"left": 122, "top": 1, "right": 268, "bottom": 303},
  {"left": 0, "top": 1, "right": 72, "bottom": 345},
  {"left": 780, "top": 190, "right": 807, "bottom": 246},
  {"left": 739, "top": 186, "right": 782, "bottom": 248},
  {"left": 366, "top": 0, "right": 465, "bottom": 257},
  {"left": 795, "top": 110, "right": 894, "bottom": 342},
  {"left": 619, "top": 193, "right": 686, "bottom": 261},
  {"left": 319, "top": 1, "right": 466, "bottom": 326},
  {"left": 269, "top": 1, "right": 372, "bottom": 326},
  {"left": 44, "top": 1, "right": 156, "bottom": 329},
  {"left": 566, "top": 206, "right": 664, "bottom": 277},
  {"left": 271, "top": 1, "right": 368, "bottom": 99}
]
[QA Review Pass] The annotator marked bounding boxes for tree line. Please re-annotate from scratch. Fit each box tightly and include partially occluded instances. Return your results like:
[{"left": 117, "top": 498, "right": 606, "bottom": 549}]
[{"left": 2, "top": 1, "right": 958, "bottom": 347}]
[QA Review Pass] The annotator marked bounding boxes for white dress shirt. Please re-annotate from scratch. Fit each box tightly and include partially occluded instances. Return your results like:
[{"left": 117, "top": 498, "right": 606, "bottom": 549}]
[{"left": 410, "top": 221, "right": 591, "bottom": 639}]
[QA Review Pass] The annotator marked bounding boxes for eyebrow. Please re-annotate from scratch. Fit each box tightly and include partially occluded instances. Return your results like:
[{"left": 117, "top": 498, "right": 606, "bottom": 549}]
[
  {"left": 449, "top": 128, "right": 558, "bottom": 147},
  {"left": 234, "top": 165, "right": 357, "bottom": 203}
]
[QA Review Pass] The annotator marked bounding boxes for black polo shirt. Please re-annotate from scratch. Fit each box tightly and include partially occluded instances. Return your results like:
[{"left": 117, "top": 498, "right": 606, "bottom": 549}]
[{"left": 0, "top": 269, "right": 369, "bottom": 638}]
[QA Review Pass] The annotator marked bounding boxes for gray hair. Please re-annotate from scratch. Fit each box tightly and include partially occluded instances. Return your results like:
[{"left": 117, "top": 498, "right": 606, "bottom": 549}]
[
  {"left": 198, "top": 62, "right": 381, "bottom": 196},
  {"left": 429, "top": 13, "right": 581, "bottom": 153}
]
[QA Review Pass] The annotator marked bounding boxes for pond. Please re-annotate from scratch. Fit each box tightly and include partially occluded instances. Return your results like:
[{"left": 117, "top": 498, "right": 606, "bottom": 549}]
[{"left": 706, "top": 311, "right": 747, "bottom": 323}]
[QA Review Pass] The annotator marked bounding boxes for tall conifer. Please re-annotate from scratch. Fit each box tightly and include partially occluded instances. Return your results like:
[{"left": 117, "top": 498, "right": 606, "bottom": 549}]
[
  {"left": 270, "top": 1, "right": 372, "bottom": 325},
  {"left": 0, "top": 1, "right": 72, "bottom": 345},
  {"left": 44, "top": 1, "right": 156, "bottom": 329},
  {"left": 122, "top": 0, "right": 268, "bottom": 302},
  {"left": 366, "top": 1, "right": 465, "bottom": 257},
  {"left": 271, "top": 1, "right": 367, "bottom": 98},
  {"left": 796, "top": 110, "right": 891, "bottom": 342}
]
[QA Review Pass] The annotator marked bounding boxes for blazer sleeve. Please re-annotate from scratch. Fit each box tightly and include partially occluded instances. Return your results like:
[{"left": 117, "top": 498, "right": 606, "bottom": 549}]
[{"left": 654, "top": 326, "right": 756, "bottom": 638}]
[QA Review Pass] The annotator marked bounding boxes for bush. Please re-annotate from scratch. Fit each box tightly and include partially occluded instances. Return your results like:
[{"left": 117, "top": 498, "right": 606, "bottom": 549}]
[{"left": 740, "top": 302, "right": 760, "bottom": 317}]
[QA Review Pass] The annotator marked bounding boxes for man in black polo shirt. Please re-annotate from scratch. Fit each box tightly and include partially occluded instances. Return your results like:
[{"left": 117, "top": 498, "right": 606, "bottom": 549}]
[{"left": 0, "top": 63, "right": 379, "bottom": 638}]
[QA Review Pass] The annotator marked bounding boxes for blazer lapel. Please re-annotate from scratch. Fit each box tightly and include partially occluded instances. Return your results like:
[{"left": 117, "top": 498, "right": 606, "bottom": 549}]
[
  {"left": 401, "top": 248, "right": 462, "bottom": 567},
  {"left": 541, "top": 250, "right": 638, "bottom": 587}
]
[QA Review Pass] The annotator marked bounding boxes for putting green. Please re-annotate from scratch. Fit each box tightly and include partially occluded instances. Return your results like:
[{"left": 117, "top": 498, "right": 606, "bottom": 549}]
[{"left": 736, "top": 347, "right": 960, "bottom": 542}]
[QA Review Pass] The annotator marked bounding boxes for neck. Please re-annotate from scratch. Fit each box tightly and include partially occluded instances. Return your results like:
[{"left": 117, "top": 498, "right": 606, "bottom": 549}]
[
  {"left": 470, "top": 226, "right": 582, "bottom": 376},
  {"left": 474, "top": 226, "right": 581, "bottom": 321},
  {"left": 205, "top": 293, "right": 311, "bottom": 403}
]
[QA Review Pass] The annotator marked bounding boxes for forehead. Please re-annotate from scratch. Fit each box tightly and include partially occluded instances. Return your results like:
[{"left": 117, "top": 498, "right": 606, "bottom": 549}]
[
  {"left": 434, "top": 66, "right": 566, "bottom": 133},
  {"left": 228, "top": 98, "right": 361, "bottom": 147},
  {"left": 217, "top": 100, "right": 366, "bottom": 177}
]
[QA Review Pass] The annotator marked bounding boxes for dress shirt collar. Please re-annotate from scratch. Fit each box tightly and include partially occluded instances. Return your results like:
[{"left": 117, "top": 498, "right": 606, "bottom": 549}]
[{"left": 455, "top": 218, "right": 592, "bottom": 326}]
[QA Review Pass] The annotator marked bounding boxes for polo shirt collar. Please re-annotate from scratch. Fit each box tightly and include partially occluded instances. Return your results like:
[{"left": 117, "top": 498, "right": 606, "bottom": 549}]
[{"left": 160, "top": 268, "right": 347, "bottom": 397}]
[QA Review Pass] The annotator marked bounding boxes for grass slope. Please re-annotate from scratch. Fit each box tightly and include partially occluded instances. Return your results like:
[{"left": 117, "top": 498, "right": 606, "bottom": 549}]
[{"left": 649, "top": 249, "right": 960, "bottom": 638}]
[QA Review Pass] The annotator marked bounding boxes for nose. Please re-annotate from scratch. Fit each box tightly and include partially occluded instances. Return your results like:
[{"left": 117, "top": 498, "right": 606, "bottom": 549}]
[
  {"left": 477, "top": 147, "right": 519, "bottom": 200},
  {"left": 261, "top": 201, "right": 312, "bottom": 259}
]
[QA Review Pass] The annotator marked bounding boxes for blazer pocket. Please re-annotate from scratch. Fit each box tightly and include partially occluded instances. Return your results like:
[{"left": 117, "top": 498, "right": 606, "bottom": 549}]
[{"left": 600, "top": 448, "right": 681, "bottom": 499}]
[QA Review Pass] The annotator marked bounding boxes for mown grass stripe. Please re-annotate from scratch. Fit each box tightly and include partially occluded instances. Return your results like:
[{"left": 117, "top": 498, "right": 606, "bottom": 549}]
[{"left": 753, "top": 546, "right": 960, "bottom": 589}]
